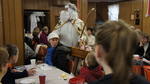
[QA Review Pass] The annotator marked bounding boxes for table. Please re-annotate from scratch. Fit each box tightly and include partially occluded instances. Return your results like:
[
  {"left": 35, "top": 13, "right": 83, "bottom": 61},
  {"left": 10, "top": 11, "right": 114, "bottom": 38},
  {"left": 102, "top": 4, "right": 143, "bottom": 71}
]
[{"left": 15, "top": 64, "right": 74, "bottom": 84}]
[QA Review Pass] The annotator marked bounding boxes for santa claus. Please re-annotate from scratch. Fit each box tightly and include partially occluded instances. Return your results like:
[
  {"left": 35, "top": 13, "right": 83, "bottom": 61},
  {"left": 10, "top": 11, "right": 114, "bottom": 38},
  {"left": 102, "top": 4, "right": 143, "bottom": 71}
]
[{"left": 53, "top": 3, "right": 87, "bottom": 47}]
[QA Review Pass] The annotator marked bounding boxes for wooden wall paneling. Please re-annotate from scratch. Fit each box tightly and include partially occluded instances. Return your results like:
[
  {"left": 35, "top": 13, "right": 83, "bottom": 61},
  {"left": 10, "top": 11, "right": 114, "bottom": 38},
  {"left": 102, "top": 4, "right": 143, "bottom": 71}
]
[
  {"left": 87, "top": 2, "right": 96, "bottom": 28},
  {"left": 14, "top": 0, "right": 24, "bottom": 65},
  {"left": 131, "top": 0, "right": 143, "bottom": 29},
  {"left": 119, "top": 0, "right": 143, "bottom": 29},
  {"left": 96, "top": 2, "right": 108, "bottom": 22},
  {"left": 2, "top": 0, "right": 11, "bottom": 44},
  {"left": 9, "top": 0, "right": 16, "bottom": 44},
  {"left": 24, "top": 0, "right": 50, "bottom": 10},
  {"left": 2, "top": 0, "right": 24, "bottom": 65},
  {"left": 119, "top": 1, "right": 132, "bottom": 25},
  {"left": 50, "top": 7, "right": 64, "bottom": 31},
  {"left": 77, "top": 0, "right": 88, "bottom": 22},
  {"left": 143, "top": 0, "right": 150, "bottom": 34},
  {"left": 0, "top": 0, "right": 3, "bottom": 45}
]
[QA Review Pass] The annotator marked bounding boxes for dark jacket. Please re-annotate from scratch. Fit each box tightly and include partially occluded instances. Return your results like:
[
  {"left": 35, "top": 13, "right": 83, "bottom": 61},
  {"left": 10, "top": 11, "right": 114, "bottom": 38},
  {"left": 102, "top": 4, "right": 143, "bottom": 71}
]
[
  {"left": 52, "top": 44, "right": 71, "bottom": 73},
  {"left": 135, "top": 42, "right": 150, "bottom": 60},
  {"left": 89, "top": 74, "right": 150, "bottom": 84},
  {"left": 1, "top": 68, "right": 28, "bottom": 84},
  {"left": 45, "top": 43, "right": 71, "bottom": 73}
]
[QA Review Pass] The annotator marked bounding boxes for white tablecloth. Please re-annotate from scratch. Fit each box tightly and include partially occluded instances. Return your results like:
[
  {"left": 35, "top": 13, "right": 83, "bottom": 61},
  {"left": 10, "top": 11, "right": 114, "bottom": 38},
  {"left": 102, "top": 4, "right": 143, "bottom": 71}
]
[{"left": 15, "top": 64, "right": 74, "bottom": 84}]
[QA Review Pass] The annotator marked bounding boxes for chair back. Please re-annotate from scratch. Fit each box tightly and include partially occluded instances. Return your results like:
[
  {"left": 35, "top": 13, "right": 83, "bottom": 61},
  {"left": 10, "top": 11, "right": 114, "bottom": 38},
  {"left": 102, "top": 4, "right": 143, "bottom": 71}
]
[
  {"left": 70, "top": 47, "right": 89, "bottom": 75},
  {"left": 132, "top": 65, "right": 142, "bottom": 75},
  {"left": 143, "top": 66, "right": 150, "bottom": 81}
]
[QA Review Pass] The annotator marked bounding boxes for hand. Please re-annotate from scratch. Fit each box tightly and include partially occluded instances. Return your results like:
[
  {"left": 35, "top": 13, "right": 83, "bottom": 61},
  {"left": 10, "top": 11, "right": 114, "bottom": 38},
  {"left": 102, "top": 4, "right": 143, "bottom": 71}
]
[
  {"left": 27, "top": 69, "right": 36, "bottom": 76},
  {"left": 139, "top": 41, "right": 143, "bottom": 46},
  {"left": 143, "top": 58, "right": 150, "bottom": 64},
  {"left": 12, "top": 69, "right": 22, "bottom": 72}
]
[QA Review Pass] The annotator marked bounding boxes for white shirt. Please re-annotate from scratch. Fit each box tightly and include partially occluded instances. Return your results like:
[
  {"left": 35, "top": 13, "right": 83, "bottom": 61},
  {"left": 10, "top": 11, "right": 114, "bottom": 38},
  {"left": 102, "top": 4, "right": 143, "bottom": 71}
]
[
  {"left": 143, "top": 43, "right": 149, "bottom": 56},
  {"left": 87, "top": 35, "right": 95, "bottom": 46}
]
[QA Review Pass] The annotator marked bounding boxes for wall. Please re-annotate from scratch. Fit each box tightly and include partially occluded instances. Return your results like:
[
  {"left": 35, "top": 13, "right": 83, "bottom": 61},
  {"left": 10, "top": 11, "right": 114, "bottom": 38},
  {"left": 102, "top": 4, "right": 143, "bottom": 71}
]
[
  {"left": 0, "top": 0, "right": 3, "bottom": 45},
  {"left": 96, "top": 2, "right": 108, "bottom": 22},
  {"left": 95, "top": 0, "right": 143, "bottom": 30},
  {"left": 143, "top": 0, "right": 150, "bottom": 34},
  {"left": 119, "top": 1, "right": 132, "bottom": 25},
  {"left": 87, "top": 2, "right": 96, "bottom": 28},
  {"left": 2, "top": 0, "right": 24, "bottom": 65},
  {"left": 24, "top": 0, "right": 51, "bottom": 10},
  {"left": 50, "top": 6, "right": 64, "bottom": 31},
  {"left": 77, "top": 0, "right": 88, "bottom": 22},
  {"left": 119, "top": 0, "right": 143, "bottom": 29}
]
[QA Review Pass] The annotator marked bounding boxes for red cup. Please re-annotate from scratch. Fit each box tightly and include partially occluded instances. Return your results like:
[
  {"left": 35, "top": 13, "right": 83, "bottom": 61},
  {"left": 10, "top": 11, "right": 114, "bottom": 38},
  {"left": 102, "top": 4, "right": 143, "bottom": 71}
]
[
  {"left": 39, "top": 75, "right": 46, "bottom": 84},
  {"left": 69, "top": 76, "right": 85, "bottom": 84}
]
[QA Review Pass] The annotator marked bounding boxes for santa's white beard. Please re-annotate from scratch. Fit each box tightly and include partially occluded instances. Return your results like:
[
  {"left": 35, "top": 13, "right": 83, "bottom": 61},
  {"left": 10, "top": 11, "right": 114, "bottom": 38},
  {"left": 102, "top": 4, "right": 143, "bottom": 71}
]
[
  {"left": 68, "top": 8, "right": 78, "bottom": 20},
  {"left": 60, "top": 10, "right": 70, "bottom": 23},
  {"left": 59, "top": 10, "right": 78, "bottom": 23}
]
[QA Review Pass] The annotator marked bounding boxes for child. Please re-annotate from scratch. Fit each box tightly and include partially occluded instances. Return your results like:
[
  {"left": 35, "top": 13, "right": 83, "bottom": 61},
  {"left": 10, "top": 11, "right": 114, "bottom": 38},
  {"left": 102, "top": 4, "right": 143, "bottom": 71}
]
[
  {"left": 1, "top": 44, "right": 36, "bottom": 84},
  {"left": 90, "top": 20, "right": 149, "bottom": 84},
  {"left": 87, "top": 28, "right": 95, "bottom": 47},
  {"left": 45, "top": 32, "right": 59, "bottom": 65},
  {"left": 78, "top": 52, "right": 103, "bottom": 83},
  {"left": 39, "top": 26, "right": 49, "bottom": 44},
  {"left": 45, "top": 32, "right": 70, "bottom": 73},
  {"left": 0, "top": 47, "right": 9, "bottom": 84}
]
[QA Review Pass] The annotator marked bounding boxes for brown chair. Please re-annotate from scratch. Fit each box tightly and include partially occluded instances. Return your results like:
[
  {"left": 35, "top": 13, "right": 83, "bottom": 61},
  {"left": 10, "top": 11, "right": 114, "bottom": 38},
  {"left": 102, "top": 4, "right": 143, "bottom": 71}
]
[
  {"left": 70, "top": 47, "right": 89, "bottom": 75},
  {"left": 143, "top": 66, "right": 150, "bottom": 81},
  {"left": 132, "top": 65, "right": 142, "bottom": 75}
]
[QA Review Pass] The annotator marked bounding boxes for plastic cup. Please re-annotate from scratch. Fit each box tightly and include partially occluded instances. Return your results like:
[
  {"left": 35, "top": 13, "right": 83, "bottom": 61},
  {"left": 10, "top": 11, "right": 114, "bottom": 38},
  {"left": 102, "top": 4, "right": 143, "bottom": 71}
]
[
  {"left": 30, "top": 59, "right": 36, "bottom": 65},
  {"left": 39, "top": 75, "right": 46, "bottom": 84}
]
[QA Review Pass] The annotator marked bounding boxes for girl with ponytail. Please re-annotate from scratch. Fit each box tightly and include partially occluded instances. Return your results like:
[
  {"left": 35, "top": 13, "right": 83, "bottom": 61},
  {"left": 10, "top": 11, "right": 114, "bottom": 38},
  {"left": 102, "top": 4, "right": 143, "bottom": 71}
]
[{"left": 89, "top": 20, "right": 150, "bottom": 84}]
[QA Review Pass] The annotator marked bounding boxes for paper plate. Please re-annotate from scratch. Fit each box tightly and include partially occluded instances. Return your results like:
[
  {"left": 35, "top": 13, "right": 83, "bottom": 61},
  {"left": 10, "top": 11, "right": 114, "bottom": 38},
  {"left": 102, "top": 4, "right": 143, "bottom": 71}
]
[{"left": 20, "top": 79, "right": 35, "bottom": 84}]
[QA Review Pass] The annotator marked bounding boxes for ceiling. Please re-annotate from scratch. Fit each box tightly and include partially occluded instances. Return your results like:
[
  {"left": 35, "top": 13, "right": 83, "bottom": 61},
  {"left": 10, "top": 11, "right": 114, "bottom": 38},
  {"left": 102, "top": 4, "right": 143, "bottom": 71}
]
[{"left": 88, "top": 0, "right": 133, "bottom": 2}]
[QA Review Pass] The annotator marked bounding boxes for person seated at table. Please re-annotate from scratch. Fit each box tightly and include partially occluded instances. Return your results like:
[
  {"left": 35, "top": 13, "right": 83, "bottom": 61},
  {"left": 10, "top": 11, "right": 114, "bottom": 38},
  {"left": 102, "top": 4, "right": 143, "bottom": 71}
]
[
  {"left": 1, "top": 44, "right": 36, "bottom": 84},
  {"left": 32, "top": 27, "right": 40, "bottom": 50},
  {"left": 45, "top": 32, "right": 70, "bottom": 73},
  {"left": 77, "top": 52, "right": 103, "bottom": 83},
  {"left": 89, "top": 20, "right": 150, "bottom": 84},
  {"left": 87, "top": 28, "right": 95, "bottom": 48},
  {"left": 0, "top": 47, "right": 9, "bottom": 84},
  {"left": 135, "top": 33, "right": 150, "bottom": 65},
  {"left": 45, "top": 32, "right": 60, "bottom": 65},
  {"left": 24, "top": 42, "right": 36, "bottom": 65},
  {"left": 39, "top": 26, "right": 49, "bottom": 45}
]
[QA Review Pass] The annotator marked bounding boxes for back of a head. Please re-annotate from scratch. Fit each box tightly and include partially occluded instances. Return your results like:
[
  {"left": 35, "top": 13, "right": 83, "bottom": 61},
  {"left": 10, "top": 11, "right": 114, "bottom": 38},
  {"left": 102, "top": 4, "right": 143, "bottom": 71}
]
[
  {"left": 85, "top": 52, "right": 98, "bottom": 69},
  {"left": 5, "top": 44, "right": 18, "bottom": 59},
  {"left": 0, "top": 47, "right": 9, "bottom": 71},
  {"left": 95, "top": 20, "right": 138, "bottom": 84}
]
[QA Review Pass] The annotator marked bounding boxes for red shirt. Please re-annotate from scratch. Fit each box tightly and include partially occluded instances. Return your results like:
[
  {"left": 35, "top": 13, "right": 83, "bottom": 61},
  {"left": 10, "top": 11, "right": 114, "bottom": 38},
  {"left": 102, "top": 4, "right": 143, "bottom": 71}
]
[
  {"left": 78, "top": 66, "right": 104, "bottom": 83},
  {"left": 39, "top": 32, "right": 48, "bottom": 44}
]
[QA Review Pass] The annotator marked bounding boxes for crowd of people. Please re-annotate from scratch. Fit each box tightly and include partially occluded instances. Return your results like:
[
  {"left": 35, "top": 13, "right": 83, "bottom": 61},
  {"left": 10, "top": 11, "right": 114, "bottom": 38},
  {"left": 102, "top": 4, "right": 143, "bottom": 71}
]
[{"left": 1, "top": 2, "right": 150, "bottom": 84}]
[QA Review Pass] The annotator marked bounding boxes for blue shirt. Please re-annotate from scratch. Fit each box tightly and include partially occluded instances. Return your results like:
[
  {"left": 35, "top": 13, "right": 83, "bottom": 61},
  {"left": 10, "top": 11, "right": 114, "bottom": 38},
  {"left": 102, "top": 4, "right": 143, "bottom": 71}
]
[{"left": 44, "top": 47, "right": 55, "bottom": 65}]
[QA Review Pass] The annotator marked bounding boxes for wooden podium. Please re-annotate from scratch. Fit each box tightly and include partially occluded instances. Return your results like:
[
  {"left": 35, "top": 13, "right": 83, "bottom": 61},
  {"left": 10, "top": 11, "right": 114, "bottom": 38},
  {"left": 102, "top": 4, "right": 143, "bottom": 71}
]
[{"left": 70, "top": 47, "right": 89, "bottom": 75}]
